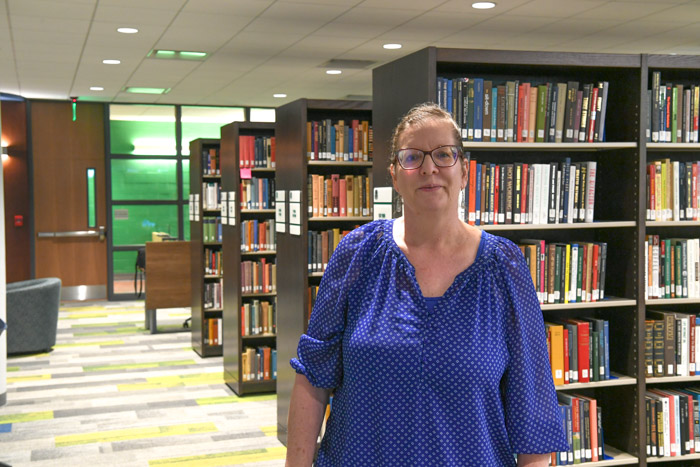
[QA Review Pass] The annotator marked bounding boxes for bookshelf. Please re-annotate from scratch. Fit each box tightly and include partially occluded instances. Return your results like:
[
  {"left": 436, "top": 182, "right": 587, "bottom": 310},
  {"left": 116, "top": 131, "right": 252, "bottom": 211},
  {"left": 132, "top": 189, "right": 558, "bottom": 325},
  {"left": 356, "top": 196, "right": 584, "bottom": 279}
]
[
  {"left": 373, "top": 47, "right": 645, "bottom": 465},
  {"left": 275, "top": 98, "right": 372, "bottom": 445},
  {"left": 220, "top": 121, "right": 278, "bottom": 396},
  {"left": 189, "top": 138, "right": 223, "bottom": 358}
]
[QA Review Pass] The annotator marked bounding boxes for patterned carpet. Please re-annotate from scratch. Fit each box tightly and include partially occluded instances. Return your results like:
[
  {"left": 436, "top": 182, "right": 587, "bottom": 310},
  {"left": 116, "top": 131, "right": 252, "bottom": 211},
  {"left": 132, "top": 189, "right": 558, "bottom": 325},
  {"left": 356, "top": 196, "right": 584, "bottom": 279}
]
[{"left": 0, "top": 301, "right": 286, "bottom": 466}]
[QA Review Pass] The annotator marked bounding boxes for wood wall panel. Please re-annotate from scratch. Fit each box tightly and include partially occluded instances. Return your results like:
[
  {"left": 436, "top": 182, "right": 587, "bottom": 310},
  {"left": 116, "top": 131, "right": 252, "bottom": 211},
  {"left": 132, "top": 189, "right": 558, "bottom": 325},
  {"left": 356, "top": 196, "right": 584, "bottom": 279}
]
[
  {"left": 31, "top": 101, "right": 107, "bottom": 286},
  {"left": 1, "top": 101, "right": 31, "bottom": 283}
]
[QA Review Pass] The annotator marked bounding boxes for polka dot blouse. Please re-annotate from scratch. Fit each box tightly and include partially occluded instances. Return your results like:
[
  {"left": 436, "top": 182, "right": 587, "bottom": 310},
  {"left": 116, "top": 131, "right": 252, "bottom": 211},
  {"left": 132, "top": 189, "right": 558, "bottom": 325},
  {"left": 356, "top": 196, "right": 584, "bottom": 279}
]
[{"left": 291, "top": 219, "right": 569, "bottom": 466}]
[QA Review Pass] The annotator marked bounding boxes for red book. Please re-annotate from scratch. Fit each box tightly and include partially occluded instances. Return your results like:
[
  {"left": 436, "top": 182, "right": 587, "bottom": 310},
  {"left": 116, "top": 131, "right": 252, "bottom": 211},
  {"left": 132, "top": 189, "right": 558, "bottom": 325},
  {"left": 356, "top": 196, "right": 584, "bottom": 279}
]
[
  {"left": 591, "top": 244, "right": 600, "bottom": 302},
  {"left": 331, "top": 174, "right": 340, "bottom": 216},
  {"left": 517, "top": 83, "right": 526, "bottom": 142},
  {"left": 563, "top": 328, "right": 570, "bottom": 384},
  {"left": 494, "top": 164, "right": 500, "bottom": 225},
  {"left": 339, "top": 178, "right": 347, "bottom": 216},
  {"left": 468, "top": 159, "right": 477, "bottom": 225},
  {"left": 565, "top": 319, "right": 591, "bottom": 383},
  {"left": 587, "top": 86, "right": 599, "bottom": 143}
]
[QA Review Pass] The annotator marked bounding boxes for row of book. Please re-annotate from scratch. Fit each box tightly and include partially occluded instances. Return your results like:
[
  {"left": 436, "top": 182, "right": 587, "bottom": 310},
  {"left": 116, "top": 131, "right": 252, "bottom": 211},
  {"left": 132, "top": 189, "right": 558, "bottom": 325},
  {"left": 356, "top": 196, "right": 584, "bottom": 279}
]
[
  {"left": 546, "top": 317, "right": 610, "bottom": 386},
  {"left": 460, "top": 159, "right": 597, "bottom": 226},
  {"left": 239, "top": 135, "right": 276, "bottom": 169},
  {"left": 241, "top": 346, "right": 277, "bottom": 382},
  {"left": 306, "top": 119, "right": 373, "bottom": 161},
  {"left": 203, "top": 280, "right": 222, "bottom": 310},
  {"left": 518, "top": 240, "right": 607, "bottom": 305},
  {"left": 645, "top": 237, "right": 700, "bottom": 299},
  {"left": 241, "top": 219, "right": 276, "bottom": 252},
  {"left": 646, "top": 159, "right": 700, "bottom": 221},
  {"left": 202, "top": 217, "right": 222, "bottom": 243},
  {"left": 308, "top": 174, "right": 372, "bottom": 218},
  {"left": 202, "top": 182, "right": 221, "bottom": 211},
  {"left": 437, "top": 78, "right": 609, "bottom": 143},
  {"left": 307, "top": 228, "right": 355, "bottom": 274},
  {"left": 203, "top": 318, "right": 222, "bottom": 346},
  {"left": 202, "top": 147, "right": 220, "bottom": 176},
  {"left": 240, "top": 177, "right": 276, "bottom": 210},
  {"left": 649, "top": 71, "right": 700, "bottom": 143},
  {"left": 553, "top": 393, "right": 605, "bottom": 465},
  {"left": 241, "top": 299, "right": 276, "bottom": 336},
  {"left": 645, "top": 387, "right": 700, "bottom": 458},
  {"left": 241, "top": 259, "right": 276, "bottom": 294},
  {"left": 204, "top": 248, "right": 222, "bottom": 275},
  {"left": 645, "top": 310, "right": 700, "bottom": 378}
]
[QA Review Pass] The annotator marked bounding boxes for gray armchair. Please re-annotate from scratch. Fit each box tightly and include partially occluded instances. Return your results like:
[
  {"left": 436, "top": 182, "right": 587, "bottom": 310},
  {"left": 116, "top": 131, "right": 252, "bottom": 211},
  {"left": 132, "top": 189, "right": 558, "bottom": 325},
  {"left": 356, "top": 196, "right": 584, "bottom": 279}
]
[{"left": 6, "top": 278, "right": 61, "bottom": 355}]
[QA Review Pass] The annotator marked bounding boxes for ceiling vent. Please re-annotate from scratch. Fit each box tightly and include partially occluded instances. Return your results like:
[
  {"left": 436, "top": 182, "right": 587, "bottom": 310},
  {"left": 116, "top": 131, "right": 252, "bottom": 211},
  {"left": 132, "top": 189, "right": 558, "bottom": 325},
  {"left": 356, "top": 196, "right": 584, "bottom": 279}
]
[{"left": 319, "top": 59, "right": 375, "bottom": 70}]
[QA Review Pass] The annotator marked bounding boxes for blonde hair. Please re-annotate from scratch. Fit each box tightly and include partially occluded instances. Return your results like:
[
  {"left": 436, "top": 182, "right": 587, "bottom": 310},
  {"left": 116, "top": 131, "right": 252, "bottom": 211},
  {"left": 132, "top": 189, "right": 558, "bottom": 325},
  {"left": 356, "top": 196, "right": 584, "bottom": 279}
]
[{"left": 389, "top": 102, "right": 462, "bottom": 167}]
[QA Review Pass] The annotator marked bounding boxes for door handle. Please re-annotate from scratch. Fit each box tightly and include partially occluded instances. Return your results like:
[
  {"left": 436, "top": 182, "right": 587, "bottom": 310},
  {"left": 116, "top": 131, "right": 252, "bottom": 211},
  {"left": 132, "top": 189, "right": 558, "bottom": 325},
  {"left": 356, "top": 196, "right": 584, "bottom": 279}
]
[{"left": 38, "top": 226, "right": 106, "bottom": 241}]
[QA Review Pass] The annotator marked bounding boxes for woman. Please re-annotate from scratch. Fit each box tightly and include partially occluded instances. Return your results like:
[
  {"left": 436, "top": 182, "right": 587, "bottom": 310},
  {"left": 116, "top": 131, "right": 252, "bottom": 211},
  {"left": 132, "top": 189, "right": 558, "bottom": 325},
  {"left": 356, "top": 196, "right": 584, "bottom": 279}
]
[{"left": 286, "top": 103, "right": 568, "bottom": 466}]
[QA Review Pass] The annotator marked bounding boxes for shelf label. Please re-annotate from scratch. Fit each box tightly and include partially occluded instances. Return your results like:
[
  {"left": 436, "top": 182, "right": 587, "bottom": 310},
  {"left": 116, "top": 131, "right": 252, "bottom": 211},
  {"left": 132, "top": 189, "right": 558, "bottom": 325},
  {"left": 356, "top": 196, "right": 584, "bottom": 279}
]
[
  {"left": 220, "top": 192, "right": 228, "bottom": 225},
  {"left": 276, "top": 190, "right": 286, "bottom": 233},
  {"left": 240, "top": 168, "right": 252, "bottom": 180},
  {"left": 188, "top": 194, "right": 194, "bottom": 221},
  {"left": 228, "top": 191, "right": 236, "bottom": 226},
  {"left": 194, "top": 194, "right": 200, "bottom": 222}
]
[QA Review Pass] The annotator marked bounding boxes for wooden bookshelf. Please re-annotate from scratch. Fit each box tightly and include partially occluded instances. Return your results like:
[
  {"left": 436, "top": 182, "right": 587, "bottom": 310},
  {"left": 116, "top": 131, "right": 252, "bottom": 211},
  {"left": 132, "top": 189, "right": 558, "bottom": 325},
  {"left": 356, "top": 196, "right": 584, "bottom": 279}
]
[
  {"left": 275, "top": 98, "right": 372, "bottom": 445},
  {"left": 373, "top": 47, "right": 644, "bottom": 463},
  {"left": 189, "top": 138, "right": 223, "bottom": 358},
  {"left": 220, "top": 121, "right": 277, "bottom": 396}
]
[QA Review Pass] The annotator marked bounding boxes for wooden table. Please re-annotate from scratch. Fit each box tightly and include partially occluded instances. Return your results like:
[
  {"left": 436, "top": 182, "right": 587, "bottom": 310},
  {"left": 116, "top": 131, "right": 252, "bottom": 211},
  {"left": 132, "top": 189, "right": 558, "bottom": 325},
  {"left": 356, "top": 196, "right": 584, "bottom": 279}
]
[{"left": 145, "top": 241, "right": 191, "bottom": 334}]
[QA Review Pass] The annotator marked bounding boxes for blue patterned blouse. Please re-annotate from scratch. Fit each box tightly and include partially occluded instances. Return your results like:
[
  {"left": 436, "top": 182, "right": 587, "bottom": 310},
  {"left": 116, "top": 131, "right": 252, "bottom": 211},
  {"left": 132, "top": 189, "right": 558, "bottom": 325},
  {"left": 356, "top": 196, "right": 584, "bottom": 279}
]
[{"left": 291, "top": 219, "right": 569, "bottom": 466}]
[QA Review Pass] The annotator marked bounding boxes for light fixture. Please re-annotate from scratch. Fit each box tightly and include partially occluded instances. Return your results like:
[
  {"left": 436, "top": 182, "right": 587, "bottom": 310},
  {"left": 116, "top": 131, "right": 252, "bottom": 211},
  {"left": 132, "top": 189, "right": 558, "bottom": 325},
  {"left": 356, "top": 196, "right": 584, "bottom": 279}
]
[
  {"left": 117, "top": 27, "right": 139, "bottom": 34},
  {"left": 90, "top": 86, "right": 104, "bottom": 91},
  {"left": 124, "top": 86, "right": 170, "bottom": 95},
  {"left": 273, "top": 93, "right": 287, "bottom": 98},
  {"left": 148, "top": 49, "right": 208, "bottom": 60},
  {"left": 326, "top": 69, "right": 342, "bottom": 75},
  {"left": 472, "top": 1, "right": 496, "bottom": 9},
  {"left": 103, "top": 59, "right": 121, "bottom": 65},
  {"left": 383, "top": 43, "right": 402, "bottom": 50},
  {"left": 2, "top": 141, "right": 9, "bottom": 162}
]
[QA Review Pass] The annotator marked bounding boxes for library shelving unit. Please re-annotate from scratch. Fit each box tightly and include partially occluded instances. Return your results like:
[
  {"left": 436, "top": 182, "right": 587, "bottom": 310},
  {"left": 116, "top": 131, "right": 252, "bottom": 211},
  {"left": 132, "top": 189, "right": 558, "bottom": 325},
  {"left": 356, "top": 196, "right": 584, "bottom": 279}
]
[
  {"left": 189, "top": 138, "right": 223, "bottom": 358},
  {"left": 373, "top": 47, "right": 645, "bottom": 465},
  {"left": 643, "top": 54, "right": 700, "bottom": 465},
  {"left": 275, "top": 98, "right": 373, "bottom": 445},
  {"left": 220, "top": 121, "right": 277, "bottom": 396}
]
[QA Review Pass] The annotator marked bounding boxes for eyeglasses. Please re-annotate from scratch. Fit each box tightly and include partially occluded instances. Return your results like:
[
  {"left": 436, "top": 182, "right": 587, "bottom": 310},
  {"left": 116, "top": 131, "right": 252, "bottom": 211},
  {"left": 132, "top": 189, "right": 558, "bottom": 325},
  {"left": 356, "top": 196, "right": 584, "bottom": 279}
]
[{"left": 395, "top": 145, "right": 462, "bottom": 170}]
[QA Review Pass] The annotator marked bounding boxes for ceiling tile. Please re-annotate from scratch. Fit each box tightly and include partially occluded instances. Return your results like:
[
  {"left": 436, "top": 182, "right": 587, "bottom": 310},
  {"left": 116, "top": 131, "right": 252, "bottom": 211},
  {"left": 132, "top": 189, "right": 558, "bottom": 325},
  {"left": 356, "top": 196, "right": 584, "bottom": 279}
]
[
  {"left": 7, "top": 0, "right": 95, "bottom": 20},
  {"left": 646, "top": 3, "right": 700, "bottom": 21},
  {"left": 93, "top": 5, "right": 180, "bottom": 25},
  {"left": 155, "top": 12, "right": 253, "bottom": 51},
  {"left": 501, "top": 0, "right": 607, "bottom": 17},
  {"left": 435, "top": 0, "right": 533, "bottom": 14},
  {"left": 128, "top": 60, "right": 201, "bottom": 88},
  {"left": 576, "top": 1, "right": 674, "bottom": 20},
  {"left": 243, "top": 2, "right": 353, "bottom": 34},
  {"left": 181, "top": 0, "right": 275, "bottom": 16}
]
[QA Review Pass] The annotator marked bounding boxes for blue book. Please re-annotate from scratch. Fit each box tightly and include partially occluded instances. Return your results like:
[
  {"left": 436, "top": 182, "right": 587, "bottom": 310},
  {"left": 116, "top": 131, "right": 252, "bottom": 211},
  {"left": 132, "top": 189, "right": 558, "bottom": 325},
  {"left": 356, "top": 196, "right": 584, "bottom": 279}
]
[
  {"left": 307, "top": 231, "right": 314, "bottom": 273},
  {"left": 491, "top": 87, "right": 498, "bottom": 142},
  {"left": 475, "top": 163, "right": 482, "bottom": 226},
  {"left": 447, "top": 79, "right": 453, "bottom": 114},
  {"left": 473, "top": 78, "right": 484, "bottom": 141},
  {"left": 272, "top": 349, "right": 277, "bottom": 379},
  {"left": 348, "top": 127, "right": 354, "bottom": 159},
  {"left": 330, "top": 125, "right": 336, "bottom": 159}
]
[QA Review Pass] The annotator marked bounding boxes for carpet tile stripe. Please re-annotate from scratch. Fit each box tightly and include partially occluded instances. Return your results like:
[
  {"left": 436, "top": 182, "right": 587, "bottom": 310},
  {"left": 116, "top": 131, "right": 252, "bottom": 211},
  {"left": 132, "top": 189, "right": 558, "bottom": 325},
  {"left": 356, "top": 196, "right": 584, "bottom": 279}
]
[
  {"left": 54, "top": 422, "right": 218, "bottom": 447},
  {"left": 149, "top": 446, "right": 287, "bottom": 466}
]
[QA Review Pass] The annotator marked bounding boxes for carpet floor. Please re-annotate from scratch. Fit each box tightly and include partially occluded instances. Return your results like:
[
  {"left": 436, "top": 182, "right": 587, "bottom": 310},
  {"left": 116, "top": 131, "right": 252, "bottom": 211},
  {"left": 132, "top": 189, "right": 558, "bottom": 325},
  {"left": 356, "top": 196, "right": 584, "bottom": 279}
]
[{"left": 0, "top": 301, "right": 286, "bottom": 466}]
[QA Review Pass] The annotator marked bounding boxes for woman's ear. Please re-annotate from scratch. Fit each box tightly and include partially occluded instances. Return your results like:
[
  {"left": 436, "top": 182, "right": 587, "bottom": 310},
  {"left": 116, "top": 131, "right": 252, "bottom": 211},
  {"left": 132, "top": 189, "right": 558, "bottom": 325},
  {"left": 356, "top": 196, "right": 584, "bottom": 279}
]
[{"left": 390, "top": 163, "right": 398, "bottom": 191}]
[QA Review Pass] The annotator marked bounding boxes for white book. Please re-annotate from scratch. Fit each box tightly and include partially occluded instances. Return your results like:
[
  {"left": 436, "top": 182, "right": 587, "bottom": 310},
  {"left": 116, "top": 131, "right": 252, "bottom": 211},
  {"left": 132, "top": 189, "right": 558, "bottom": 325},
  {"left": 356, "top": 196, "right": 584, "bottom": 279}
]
[
  {"left": 673, "top": 161, "right": 680, "bottom": 221},
  {"left": 652, "top": 238, "right": 660, "bottom": 299},
  {"left": 568, "top": 165, "right": 576, "bottom": 224},
  {"left": 690, "top": 239, "right": 697, "bottom": 299},
  {"left": 532, "top": 164, "right": 541, "bottom": 225},
  {"left": 678, "top": 315, "right": 689, "bottom": 376},
  {"left": 570, "top": 245, "right": 579, "bottom": 302},
  {"left": 527, "top": 166, "right": 535, "bottom": 224},
  {"left": 541, "top": 164, "right": 551, "bottom": 225},
  {"left": 554, "top": 168, "right": 561, "bottom": 224},
  {"left": 585, "top": 161, "right": 597, "bottom": 223}
]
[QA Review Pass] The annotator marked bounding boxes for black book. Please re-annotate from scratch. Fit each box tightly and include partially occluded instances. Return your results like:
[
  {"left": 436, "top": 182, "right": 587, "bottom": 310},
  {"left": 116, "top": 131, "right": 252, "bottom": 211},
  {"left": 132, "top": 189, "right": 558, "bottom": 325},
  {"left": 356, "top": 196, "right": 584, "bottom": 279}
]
[{"left": 563, "top": 81, "right": 579, "bottom": 142}]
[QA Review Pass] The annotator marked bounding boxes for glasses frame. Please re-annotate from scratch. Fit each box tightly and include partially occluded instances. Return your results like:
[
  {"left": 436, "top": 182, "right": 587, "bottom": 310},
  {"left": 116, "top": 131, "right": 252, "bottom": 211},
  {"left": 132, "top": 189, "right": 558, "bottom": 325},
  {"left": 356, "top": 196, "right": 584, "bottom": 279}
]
[{"left": 395, "top": 144, "right": 463, "bottom": 170}]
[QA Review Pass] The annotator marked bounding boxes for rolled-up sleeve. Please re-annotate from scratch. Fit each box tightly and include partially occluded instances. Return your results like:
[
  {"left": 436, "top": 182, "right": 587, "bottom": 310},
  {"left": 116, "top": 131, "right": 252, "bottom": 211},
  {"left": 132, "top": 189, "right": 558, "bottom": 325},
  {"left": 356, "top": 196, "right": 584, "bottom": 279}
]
[
  {"left": 290, "top": 226, "right": 370, "bottom": 389},
  {"left": 496, "top": 239, "right": 570, "bottom": 454}
]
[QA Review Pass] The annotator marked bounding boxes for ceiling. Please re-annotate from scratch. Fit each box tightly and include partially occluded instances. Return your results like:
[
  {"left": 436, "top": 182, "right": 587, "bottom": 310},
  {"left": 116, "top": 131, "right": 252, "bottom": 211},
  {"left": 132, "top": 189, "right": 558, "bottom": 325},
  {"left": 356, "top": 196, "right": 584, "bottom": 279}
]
[{"left": 2, "top": 0, "right": 700, "bottom": 109}]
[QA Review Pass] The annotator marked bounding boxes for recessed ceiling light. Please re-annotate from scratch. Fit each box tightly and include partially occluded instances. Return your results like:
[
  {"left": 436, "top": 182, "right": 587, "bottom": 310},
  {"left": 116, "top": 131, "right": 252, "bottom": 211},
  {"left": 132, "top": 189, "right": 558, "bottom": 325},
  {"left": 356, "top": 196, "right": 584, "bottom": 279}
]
[
  {"left": 326, "top": 69, "right": 342, "bottom": 75},
  {"left": 273, "top": 93, "right": 287, "bottom": 98},
  {"left": 472, "top": 2, "right": 496, "bottom": 9},
  {"left": 103, "top": 59, "right": 121, "bottom": 65},
  {"left": 124, "top": 86, "right": 170, "bottom": 95},
  {"left": 383, "top": 43, "right": 402, "bottom": 50},
  {"left": 117, "top": 27, "right": 139, "bottom": 34},
  {"left": 90, "top": 86, "right": 104, "bottom": 91}
]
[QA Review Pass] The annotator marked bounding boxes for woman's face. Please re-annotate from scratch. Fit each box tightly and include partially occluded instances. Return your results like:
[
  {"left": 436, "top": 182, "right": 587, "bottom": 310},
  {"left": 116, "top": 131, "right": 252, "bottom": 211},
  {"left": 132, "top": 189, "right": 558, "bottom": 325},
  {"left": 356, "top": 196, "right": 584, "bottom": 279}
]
[{"left": 390, "top": 118, "right": 466, "bottom": 217}]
